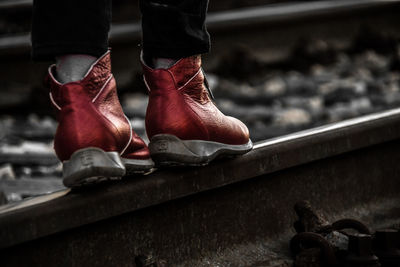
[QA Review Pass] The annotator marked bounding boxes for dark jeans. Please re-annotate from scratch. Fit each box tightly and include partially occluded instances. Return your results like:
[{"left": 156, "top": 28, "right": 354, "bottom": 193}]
[{"left": 31, "top": 0, "right": 210, "bottom": 61}]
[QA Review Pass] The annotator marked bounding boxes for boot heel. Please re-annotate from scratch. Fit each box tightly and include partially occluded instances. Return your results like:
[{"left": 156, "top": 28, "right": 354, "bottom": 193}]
[
  {"left": 149, "top": 134, "right": 205, "bottom": 166},
  {"left": 63, "top": 147, "right": 126, "bottom": 187},
  {"left": 149, "top": 134, "right": 253, "bottom": 166}
]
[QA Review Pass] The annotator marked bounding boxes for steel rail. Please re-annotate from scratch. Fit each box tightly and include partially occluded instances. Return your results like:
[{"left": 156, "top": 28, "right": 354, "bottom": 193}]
[
  {"left": 1, "top": 107, "right": 400, "bottom": 249},
  {"left": 1, "top": 0, "right": 400, "bottom": 53},
  {"left": 1, "top": 0, "right": 398, "bottom": 10},
  {"left": 0, "top": 0, "right": 31, "bottom": 9}
]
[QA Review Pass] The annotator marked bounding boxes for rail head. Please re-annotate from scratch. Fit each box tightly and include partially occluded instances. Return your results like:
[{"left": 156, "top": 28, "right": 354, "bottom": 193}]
[
  {"left": 1, "top": 108, "right": 400, "bottom": 249},
  {"left": 0, "top": 0, "right": 31, "bottom": 10}
]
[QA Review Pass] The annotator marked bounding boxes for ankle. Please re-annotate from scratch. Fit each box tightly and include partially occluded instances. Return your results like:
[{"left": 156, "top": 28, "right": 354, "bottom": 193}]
[
  {"left": 55, "top": 54, "right": 97, "bottom": 84},
  {"left": 151, "top": 57, "right": 178, "bottom": 69}
]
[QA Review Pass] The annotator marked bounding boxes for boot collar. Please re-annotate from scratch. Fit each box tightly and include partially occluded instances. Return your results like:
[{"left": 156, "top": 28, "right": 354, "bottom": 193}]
[
  {"left": 141, "top": 52, "right": 202, "bottom": 90},
  {"left": 47, "top": 50, "right": 113, "bottom": 110},
  {"left": 47, "top": 50, "right": 112, "bottom": 86},
  {"left": 141, "top": 52, "right": 214, "bottom": 100}
]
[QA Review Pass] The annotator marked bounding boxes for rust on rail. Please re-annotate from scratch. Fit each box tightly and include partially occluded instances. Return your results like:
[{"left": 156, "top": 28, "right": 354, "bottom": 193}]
[{"left": 1, "top": 108, "right": 400, "bottom": 250}]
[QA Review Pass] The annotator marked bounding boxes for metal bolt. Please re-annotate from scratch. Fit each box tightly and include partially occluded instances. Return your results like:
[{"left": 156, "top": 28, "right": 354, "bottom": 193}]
[
  {"left": 291, "top": 232, "right": 338, "bottom": 266},
  {"left": 294, "top": 247, "right": 322, "bottom": 267},
  {"left": 345, "top": 233, "right": 380, "bottom": 267},
  {"left": 373, "top": 229, "right": 400, "bottom": 267}
]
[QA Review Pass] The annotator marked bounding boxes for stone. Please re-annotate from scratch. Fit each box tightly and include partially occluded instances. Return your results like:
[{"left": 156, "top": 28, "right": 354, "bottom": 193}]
[
  {"left": 325, "top": 231, "right": 349, "bottom": 251},
  {"left": 28, "top": 163, "right": 63, "bottom": 178},
  {"left": 217, "top": 99, "right": 273, "bottom": 122},
  {"left": 0, "top": 178, "right": 65, "bottom": 203},
  {"left": 23, "top": 114, "right": 57, "bottom": 140},
  {"left": 322, "top": 79, "right": 365, "bottom": 107},
  {"left": 0, "top": 164, "right": 15, "bottom": 180},
  {"left": 285, "top": 71, "right": 317, "bottom": 96},
  {"left": 122, "top": 93, "right": 148, "bottom": 118},
  {"left": 335, "top": 53, "right": 352, "bottom": 78},
  {"left": 204, "top": 73, "right": 219, "bottom": 92},
  {"left": 0, "top": 141, "right": 58, "bottom": 165},
  {"left": 282, "top": 96, "right": 324, "bottom": 115},
  {"left": 326, "top": 103, "right": 360, "bottom": 122},
  {"left": 130, "top": 118, "right": 148, "bottom": 143},
  {"left": 355, "top": 50, "right": 390, "bottom": 75},
  {"left": 353, "top": 67, "right": 374, "bottom": 83},
  {"left": 6, "top": 192, "right": 22, "bottom": 203},
  {"left": 273, "top": 108, "right": 312, "bottom": 127},
  {"left": 383, "top": 92, "right": 400, "bottom": 106},
  {"left": 349, "top": 97, "right": 373, "bottom": 114},
  {"left": 262, "top": 76, "right": 286, "bottom": 97},
  {"left": 310, "top": 64, "right": 338, "bottom": 84}
]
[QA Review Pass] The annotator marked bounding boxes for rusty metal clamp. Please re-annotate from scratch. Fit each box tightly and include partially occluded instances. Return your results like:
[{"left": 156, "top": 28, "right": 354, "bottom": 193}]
[
  {"left": 332, "top": 218, "right": 371, "bottom": 235},
  {"left": 290, "top": 232, "right": 339, "bottom": 266}
]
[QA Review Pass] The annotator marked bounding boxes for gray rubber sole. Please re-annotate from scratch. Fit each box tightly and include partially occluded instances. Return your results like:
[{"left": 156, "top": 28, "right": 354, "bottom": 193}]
[
  {"left": 63, "top": 147, "right": 154, "bottom": 188},
  {"left": 122, "top": 158, "right": 155, "bottom": 175},
  {"left": 149, "top": 134, "right": 253, "bottom": 166}
]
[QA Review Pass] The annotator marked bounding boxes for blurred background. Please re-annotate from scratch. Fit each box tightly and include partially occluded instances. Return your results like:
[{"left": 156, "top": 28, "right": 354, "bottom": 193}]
[{"left": 0, "top": 0, "right": 400, "bottom": 205}]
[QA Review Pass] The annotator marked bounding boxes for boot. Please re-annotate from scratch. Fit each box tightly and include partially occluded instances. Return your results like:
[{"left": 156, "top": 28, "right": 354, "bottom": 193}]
[
  {"left": 142, "top": 54, "right": 253, "bottom": 166},
  {"left": 47, "top": 51, "right": 154, "bottom": 187}
]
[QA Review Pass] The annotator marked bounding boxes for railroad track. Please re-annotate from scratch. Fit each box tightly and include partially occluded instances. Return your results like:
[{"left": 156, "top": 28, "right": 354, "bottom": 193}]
[
  {"left": 1, "top": 1, "right": 400, "bottom": 266},
  {"left": 1, "top": 0, "right": 400, "bottom": 92},
  {"left": 1, "top": 0, "right": 400, "bottom": 53},
  {"left": 1, "top": 108, "right": 400, "bottom": 266}
]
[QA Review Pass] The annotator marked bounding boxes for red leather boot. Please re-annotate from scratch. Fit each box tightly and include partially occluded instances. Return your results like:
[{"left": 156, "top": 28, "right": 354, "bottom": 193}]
[
  {"left": 47, "top": 51, "right": 154, "bottom": 187},
  {"left": 143, "top": 55, "right": 253, "bottom": 166}
]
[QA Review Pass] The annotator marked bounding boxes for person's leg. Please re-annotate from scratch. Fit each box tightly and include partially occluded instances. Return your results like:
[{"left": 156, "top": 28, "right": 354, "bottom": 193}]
[
  {"left": 32, "top": 0, "right": 154, "bottom": 187},
  {"left": 32, "top": 0, "right": 111, "bottom": 83},
  {"left": 31, "top": 0, "right": 111, "bottom": 61},
  {"left": 139, "top": 0, "right": 210, "bottom": 67},
  {"left": 141, "top": 1, "right": 253, "bottom": 166}
]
